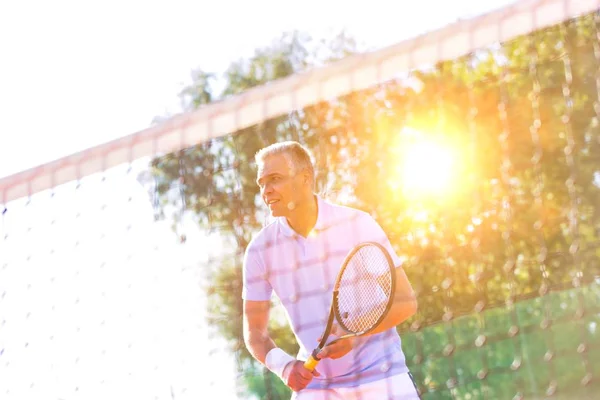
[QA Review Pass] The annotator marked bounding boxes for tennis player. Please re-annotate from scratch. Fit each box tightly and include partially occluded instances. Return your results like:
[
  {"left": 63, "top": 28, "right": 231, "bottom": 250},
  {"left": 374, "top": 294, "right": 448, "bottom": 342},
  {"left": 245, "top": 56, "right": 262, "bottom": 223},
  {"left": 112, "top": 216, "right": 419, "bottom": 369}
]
[{"left": 242, "top": 141, "right": 419, "bottom": 399}]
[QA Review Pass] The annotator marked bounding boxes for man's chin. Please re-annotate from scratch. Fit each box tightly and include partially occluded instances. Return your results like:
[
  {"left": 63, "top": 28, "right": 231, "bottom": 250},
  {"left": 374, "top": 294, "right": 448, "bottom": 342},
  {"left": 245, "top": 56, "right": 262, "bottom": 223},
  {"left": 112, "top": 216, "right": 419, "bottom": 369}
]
[
  {"left": 268, "top": 202, "right": 283, "bottom": 217},
  {"left": 269, "top": 200, "right": 295, "bottom": 217},
  {"left": 270, "top": 210, "right": 283, "bottom": 217}
]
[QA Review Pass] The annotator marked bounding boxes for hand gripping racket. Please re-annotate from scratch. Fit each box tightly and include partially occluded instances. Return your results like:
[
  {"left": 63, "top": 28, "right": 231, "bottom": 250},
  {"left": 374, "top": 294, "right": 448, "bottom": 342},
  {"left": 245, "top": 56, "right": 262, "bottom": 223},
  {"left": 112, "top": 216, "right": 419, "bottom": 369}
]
[{"left": 303, "top": 242, "right": 396, "bottom": 372}]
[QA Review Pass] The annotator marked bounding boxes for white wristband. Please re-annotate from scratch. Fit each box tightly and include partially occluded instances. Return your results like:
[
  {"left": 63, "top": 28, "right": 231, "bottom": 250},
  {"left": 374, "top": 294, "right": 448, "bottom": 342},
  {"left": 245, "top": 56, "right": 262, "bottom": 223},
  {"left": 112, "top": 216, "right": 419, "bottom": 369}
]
[{"left": 265, "top": 348, "right": 295, "bottom": 381}]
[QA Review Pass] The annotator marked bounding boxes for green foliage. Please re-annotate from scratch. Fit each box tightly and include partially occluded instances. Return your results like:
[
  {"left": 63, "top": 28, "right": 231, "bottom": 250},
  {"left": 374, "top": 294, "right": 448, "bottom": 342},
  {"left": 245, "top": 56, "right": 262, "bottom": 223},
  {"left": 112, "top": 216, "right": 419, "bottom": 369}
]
[
  {"left": 150, "top": 14, "right": 600, "bottom": 400},
  {"left": 405, "top": 282, "right": 600, "bottom": 399}
]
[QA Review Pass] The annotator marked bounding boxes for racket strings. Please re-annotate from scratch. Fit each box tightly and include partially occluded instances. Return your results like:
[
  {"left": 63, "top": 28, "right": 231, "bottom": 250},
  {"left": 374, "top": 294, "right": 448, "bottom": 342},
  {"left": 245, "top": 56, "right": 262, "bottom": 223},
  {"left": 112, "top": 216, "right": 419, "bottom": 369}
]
[{"left": 335, "top": 245, "right": 393, "bottom": 333}]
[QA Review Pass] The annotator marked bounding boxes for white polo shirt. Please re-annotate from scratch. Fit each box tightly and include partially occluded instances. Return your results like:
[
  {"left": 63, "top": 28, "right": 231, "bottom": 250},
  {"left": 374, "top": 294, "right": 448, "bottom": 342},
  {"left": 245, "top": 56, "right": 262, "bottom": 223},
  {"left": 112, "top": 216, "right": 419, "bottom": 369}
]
[{"left": 242, "top": 196, "right": 410, "bottom": 389}]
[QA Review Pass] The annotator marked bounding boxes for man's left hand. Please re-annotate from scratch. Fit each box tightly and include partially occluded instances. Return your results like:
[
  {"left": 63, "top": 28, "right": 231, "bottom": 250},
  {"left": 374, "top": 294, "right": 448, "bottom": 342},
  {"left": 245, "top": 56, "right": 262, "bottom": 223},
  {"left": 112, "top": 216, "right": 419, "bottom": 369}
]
[{"left": 316, "top": 324, "right": 360, "bottom": 360}]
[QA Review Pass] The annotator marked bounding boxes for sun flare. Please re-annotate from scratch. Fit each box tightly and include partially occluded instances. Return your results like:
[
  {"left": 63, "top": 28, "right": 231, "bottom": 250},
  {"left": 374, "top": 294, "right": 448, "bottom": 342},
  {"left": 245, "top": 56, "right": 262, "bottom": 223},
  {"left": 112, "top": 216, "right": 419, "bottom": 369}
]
[
  {"left": 401, "top": 142, "right": 454, "bottom": 193},
  {"left": 390, "top": 128, "right": 461, "bottom": 198}
]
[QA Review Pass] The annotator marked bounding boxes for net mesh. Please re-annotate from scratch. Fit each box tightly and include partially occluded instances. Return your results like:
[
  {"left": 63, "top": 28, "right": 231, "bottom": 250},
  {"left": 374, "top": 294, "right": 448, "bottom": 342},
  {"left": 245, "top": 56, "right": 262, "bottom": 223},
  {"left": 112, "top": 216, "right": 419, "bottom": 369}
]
[
  {"left": 2, "top": 0, "right": 600, "bottom": 399},
  {"left": 336, "top": 244, "right": 394, "bottom": 334}
]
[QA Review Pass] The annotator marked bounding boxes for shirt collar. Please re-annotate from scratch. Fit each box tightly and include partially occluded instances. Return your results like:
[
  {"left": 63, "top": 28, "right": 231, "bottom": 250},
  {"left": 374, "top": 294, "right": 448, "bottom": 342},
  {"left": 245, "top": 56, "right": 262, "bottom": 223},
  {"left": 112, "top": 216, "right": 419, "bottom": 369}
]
[{"left": 278, "top": 195, "right": 329, "bottom": 237}]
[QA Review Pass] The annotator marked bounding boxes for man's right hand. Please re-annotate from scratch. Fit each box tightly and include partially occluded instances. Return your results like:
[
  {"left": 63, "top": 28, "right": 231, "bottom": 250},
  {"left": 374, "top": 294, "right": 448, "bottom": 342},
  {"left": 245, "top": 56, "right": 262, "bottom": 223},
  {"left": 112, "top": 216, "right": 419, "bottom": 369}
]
[{"left": 283, "top": 360, "right": 321, "bottom": 392}]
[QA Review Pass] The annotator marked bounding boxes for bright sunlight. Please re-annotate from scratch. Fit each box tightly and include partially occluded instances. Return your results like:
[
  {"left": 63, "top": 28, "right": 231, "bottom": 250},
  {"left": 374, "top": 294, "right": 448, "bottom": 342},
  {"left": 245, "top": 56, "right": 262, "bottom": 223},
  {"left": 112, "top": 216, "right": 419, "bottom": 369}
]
[
  {"left": 401, "top": 141, "right": 454, "bottom": 193},
  {"left": 390, "top": 127, "right": 461, "bottom": 198}
]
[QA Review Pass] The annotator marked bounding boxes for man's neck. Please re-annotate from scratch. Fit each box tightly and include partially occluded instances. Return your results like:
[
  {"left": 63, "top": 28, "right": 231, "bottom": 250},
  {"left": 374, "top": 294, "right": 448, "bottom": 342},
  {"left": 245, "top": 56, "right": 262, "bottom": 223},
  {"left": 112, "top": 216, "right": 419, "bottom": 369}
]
[{"left": 286, "top": 195, "right": 318, "bottom": 238}]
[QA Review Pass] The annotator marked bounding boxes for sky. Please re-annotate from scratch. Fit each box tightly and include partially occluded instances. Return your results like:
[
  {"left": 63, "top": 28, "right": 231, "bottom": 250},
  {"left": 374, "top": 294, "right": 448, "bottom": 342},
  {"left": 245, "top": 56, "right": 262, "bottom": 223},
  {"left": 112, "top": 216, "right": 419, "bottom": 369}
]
[
  {"left": 0, "top": 1, "right": 519, "bottom": 399},
  {"left": 0, "top": 0, "right": 517, "bottom": 180}
]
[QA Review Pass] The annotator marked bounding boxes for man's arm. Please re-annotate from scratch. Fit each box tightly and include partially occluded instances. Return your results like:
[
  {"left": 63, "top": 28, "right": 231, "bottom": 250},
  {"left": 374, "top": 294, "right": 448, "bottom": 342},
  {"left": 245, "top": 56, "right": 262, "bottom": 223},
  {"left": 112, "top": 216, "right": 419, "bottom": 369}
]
[
  {"left": 368, "top": 265, "right": 418, "bottom": 335},
  {"left": 242, "top": 299, "right": 276, "bottom": 365},
  {"left": 243, "top": 299, "right": 320, "bottom": 391}
]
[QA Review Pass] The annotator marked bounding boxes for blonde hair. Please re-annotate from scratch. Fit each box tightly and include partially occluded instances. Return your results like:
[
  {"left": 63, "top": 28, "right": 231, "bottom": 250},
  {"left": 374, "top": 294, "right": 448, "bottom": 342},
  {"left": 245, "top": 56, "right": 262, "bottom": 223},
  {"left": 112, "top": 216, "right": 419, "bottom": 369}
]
[{"left": 255, "top": 141, "right": 315, "bottom": 182}]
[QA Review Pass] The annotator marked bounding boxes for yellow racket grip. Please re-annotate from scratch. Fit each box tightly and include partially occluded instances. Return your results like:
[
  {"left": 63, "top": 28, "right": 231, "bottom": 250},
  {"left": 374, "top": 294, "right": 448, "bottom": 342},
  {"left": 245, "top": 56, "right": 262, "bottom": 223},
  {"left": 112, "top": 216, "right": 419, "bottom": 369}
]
[{"left": 303, "top": 354, "right": 320, "bottom": 371}]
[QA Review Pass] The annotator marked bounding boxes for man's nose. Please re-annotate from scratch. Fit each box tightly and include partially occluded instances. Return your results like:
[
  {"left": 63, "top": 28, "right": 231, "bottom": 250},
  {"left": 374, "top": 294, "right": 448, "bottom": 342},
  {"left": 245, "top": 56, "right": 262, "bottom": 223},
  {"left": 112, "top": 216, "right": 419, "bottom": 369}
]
[{"left": 263, "top": 182, "right": 274, "bottom": 194}]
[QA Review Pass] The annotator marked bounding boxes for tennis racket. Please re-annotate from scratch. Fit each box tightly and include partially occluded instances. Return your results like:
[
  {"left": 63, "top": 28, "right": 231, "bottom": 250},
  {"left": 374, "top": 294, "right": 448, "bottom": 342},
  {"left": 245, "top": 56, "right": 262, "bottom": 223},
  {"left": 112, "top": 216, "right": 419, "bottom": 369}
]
[{"left": 303, "top": 241, "right": 396, "bottom": 372}]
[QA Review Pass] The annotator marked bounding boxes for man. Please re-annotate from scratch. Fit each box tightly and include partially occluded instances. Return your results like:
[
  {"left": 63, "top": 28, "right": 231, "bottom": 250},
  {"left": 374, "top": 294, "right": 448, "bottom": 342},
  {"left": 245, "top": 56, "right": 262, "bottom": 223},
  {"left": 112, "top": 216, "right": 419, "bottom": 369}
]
[{"left": 242, "top": 141, "right": 419, "bottom": 399}]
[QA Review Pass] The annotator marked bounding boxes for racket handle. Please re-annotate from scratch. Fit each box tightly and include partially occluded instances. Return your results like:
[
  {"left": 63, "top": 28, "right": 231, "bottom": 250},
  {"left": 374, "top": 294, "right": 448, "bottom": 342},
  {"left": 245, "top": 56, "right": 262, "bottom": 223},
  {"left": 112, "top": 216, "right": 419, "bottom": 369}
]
[{"left": 304, "top": 351, "right": 320, "bottom": 371}]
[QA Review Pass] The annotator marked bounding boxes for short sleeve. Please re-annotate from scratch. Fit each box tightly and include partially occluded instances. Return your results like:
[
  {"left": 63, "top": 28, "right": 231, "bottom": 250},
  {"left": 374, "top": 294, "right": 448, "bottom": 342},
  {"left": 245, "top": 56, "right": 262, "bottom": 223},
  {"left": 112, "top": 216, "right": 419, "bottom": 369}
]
[
  {"left": 242, "top": 243, "right": 273, "bottom": 301},
  {"left": 358, "top": 213, "right": 403, "bottom": 268}
]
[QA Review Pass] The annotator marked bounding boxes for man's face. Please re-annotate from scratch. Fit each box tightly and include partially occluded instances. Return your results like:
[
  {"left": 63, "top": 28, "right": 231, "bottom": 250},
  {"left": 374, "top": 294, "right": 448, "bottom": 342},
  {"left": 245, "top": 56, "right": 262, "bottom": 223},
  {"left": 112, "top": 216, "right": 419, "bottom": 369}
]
[{"left": 256, "top": 153, "right": 306, "bottom": 217}]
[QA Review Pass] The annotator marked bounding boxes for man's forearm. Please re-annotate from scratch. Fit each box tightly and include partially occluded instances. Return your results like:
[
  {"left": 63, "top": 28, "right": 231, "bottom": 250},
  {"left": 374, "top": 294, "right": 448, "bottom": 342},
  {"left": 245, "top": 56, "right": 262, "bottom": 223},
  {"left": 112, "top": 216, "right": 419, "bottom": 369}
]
[
  {"left": 369, "top": 294, "right": 417, "bottom": 335},
  {"left": 244, "top": 329, "right": 278, "bottom": 365}
]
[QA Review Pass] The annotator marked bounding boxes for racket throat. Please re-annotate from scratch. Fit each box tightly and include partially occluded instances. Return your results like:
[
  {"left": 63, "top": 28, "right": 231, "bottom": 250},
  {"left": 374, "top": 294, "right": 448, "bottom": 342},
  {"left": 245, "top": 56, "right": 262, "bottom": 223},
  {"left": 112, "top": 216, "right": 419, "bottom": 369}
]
[{"left": 310, "top": 348, "right": 322, "bottom": 361}]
